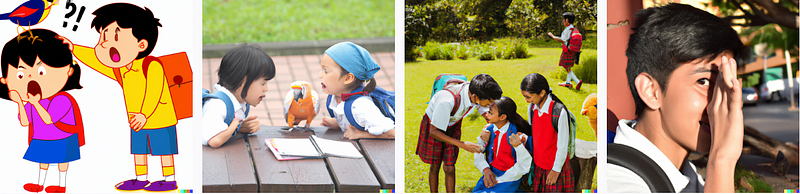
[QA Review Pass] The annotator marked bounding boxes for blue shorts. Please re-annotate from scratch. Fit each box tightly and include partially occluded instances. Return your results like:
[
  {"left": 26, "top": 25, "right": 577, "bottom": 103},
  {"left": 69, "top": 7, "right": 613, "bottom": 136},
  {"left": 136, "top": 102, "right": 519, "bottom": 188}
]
[
  {"left": 131, "top": 126, "right": 179, "bottom": 155},
  {"left": 23, "top": 134, "right": 81, "bottom": 163}
]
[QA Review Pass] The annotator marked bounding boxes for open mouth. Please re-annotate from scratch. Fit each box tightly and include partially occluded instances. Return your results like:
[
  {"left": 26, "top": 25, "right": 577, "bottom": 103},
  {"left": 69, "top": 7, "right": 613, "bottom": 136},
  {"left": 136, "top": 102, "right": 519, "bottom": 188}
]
[
  {"left": 321, "top": 83, "right": 327, "bottom": 90},
  {"left": 27, "top": 81, "right": 41, "bottom": 97},
  {"left": 109, "top": 47, "right": 120, "bottom": 62},
  {"left": 259, "top": 95, "right": 265, "bottom": 101}
]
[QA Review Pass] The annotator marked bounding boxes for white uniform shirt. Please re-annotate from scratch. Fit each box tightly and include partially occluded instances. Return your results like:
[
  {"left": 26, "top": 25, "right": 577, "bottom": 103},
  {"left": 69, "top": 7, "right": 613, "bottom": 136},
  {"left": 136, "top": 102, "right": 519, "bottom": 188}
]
[
  {"left": 474, "top": 122, "right": 533, "bottom": 183},
  {"left": 528, "top": 95, "right": 570, "bottom": 172},
  {"left": 328, "top": 95, "right": 395, "bottom": 135},
  {"left": 607, "top": 119, "right": 705, "bottom": 193},
  {"left": 560, "top": 24, "right": 575, "bottom": 46},
  {"left": 202, "top": 84, "right": 249, "bottom": 145},
  {"left": 424, "top": 83, "right": 475, "bottom": 131}
]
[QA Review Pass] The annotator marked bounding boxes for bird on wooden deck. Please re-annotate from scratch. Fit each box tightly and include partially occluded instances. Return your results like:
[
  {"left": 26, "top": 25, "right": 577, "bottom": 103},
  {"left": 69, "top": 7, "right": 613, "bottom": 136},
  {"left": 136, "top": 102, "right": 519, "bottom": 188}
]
[{"left": 283, "top": 81, "right": 319, "bottom": 129}]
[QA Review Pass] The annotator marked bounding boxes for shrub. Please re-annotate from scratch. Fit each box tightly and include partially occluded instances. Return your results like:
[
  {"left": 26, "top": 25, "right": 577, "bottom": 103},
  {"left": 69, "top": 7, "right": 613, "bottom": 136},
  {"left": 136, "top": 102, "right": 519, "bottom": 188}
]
[
  {"left": 455, "top": 45, "right": 470, "bottom": 60},
  {"left": 573, "top": 53, "right": 597, "bottom": 84}
]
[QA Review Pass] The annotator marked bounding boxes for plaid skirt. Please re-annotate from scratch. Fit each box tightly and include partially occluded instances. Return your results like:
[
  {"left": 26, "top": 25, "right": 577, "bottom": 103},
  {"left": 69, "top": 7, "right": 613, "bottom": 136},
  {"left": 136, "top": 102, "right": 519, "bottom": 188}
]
[
  {"left": 530, "top": 162, "right": 575, "bottom": 193},
  {"left": 416, "top": 115, "right": 462, "bottom": 166},
  {"left": 559, "top": 51, "right": 576, "bottom": 69}
]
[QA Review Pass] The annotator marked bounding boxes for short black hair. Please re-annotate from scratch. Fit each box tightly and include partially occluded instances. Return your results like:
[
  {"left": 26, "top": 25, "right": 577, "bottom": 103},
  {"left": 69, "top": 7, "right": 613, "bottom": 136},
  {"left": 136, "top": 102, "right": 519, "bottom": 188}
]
[
  {"left": 563, "top": 12, "right": 576, "bottom": 24},
  {"left": 217, "top": 45, "right": 276, "bottom": 99},
  {"left": 469, "top": 73, "right": 502, "bottom": 100},
  {"left": 626, "top": 3, "right": 746, "bottom": 116},
  {"left": 0, "top": 29, "right": 82, "bottom": 100},
  {"left": 91, "top": 3, "right": 162, "bottom": 60}
]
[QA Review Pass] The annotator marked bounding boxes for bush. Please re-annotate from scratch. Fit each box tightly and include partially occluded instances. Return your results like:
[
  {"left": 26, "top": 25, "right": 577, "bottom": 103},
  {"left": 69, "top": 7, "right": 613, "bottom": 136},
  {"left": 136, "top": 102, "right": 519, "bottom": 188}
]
[
  {"left": 421, "top": 42, "right": 455, "bottom": 60},
  {"left": 509, "top": 44, "right": 528, "bottom": 59},
  {"left": 455, "top": 45, "right": 470, "bottom": 60},
  {"left": 573, "top": 52, "right": 598, "bottom": 84}
]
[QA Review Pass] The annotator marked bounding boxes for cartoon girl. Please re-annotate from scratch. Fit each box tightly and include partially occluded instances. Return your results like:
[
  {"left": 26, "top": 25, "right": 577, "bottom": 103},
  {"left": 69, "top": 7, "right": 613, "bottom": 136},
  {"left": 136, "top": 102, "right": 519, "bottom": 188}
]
[{"left": 0, "top": 29, "right": 84, "bottom": 193}]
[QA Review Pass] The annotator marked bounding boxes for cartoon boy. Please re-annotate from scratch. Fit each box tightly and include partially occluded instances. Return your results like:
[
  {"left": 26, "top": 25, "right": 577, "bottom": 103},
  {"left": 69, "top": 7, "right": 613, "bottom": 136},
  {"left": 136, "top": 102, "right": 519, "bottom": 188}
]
[
  {"left": 607, "top": 4, "right": 745, "bottom": 193},
  {"left": 61, "top": 3, "right": 178, "bottom": 191}
]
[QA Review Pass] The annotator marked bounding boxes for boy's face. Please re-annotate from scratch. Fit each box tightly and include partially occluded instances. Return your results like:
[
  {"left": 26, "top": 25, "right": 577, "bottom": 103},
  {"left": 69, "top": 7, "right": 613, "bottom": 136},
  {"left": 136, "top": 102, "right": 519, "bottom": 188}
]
[
  {"left": 660, "top": 51, "right": 733, "bottom": 154},
  {"left": 1, "top": 57, "right": 72, "bottom": 101},
  {"left": 562, "top": 18, "right": 569, "bottom": 27},
  {"left": 234, "top": 77, "right": 268, "bottom": 107},
  {"left": 94, "top": 22, "right": 148, "bottom": 68},
  {"left": 318, "top": 54, "right": 350, "bottom": 96}
]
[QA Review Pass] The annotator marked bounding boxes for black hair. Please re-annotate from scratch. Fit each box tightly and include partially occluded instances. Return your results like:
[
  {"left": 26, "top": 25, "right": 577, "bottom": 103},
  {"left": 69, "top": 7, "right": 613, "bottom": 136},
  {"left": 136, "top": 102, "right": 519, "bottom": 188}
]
[
  {"left": 469, "top": 73, "right": 502, "bottom": 100},
  {"left": 217, "top": 45, "right": 276, "bottom": 99},
  {"left": 340, "top": 67, "right": 377, "bottom": 94},
  {"left": 91, "top": 3, "right": 162, "bottom": 60},
  {"left": 494, "top": 96, "right": 532, "bottom": 136},
  {"left": 520, "top": 73, "right": 566, "bottom": 108},
  {"left": 626, "top": 3, "right": 747, "bottom": 116},
  {"left": 563, "top": 12, "right": 576, "bottom": 24},
  {"left": 0, "top": 29, "right": 82, "bottom": 100}
]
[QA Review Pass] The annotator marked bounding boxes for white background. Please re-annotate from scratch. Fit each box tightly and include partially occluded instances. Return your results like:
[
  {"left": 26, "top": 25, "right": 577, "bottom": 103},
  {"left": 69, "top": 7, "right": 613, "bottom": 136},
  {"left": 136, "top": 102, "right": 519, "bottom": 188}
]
[{"left": 0, "top": 0, "right": 198, "bottom": 192}]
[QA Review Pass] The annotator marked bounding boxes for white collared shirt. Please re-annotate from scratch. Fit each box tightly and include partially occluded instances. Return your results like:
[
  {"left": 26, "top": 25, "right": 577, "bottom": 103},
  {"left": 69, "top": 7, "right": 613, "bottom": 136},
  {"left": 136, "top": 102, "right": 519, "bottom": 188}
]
[
  {"left": 202, "top": 84, "right": 249, "bottom": 145},
  {"left": 560, "top": 24, "right": 575, "bottom": 46},
  {"left": 425, "top": 83, "right": 474, "bottom": 131},
  {"left": 607, "top": 119, "right": 705, "bottom": 193},
  {"left": 528, "top": 95, "right": 570, "bottom": 172},
  {"left": 328, "top": 95, "right": 395, "bottom": 135},
  {"left": 473, "top": 122, "right": 532, "bottom": 183}
]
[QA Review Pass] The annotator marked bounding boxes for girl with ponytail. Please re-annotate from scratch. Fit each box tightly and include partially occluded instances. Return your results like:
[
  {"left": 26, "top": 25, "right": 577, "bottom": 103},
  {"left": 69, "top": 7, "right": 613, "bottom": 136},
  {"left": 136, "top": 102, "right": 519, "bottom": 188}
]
[{"left": 472, "top": 97, "right": 533, "bottom": 192}]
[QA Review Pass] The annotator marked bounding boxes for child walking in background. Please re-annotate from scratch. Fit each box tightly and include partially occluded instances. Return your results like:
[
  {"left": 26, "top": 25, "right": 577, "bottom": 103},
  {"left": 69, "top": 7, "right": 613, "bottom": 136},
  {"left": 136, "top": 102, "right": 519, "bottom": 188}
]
[{"left": 472, "top": 97, "right": 532, "bottom": 193}]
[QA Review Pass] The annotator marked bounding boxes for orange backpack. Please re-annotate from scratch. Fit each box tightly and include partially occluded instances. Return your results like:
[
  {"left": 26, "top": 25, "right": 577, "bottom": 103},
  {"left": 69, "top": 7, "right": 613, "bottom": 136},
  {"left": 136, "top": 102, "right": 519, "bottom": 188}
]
[{"left": 113, "top": 52, "right": 193, "bottom": 120}]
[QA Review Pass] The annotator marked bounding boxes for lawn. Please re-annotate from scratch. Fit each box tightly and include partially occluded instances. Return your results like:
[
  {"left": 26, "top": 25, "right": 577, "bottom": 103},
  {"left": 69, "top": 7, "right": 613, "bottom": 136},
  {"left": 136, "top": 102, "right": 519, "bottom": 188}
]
[
  {"left": 405, "top": 47, "right": 598, "bottom": 192},
  {"left": 203, "top": 0, "right": 394, "bottom": 44}
]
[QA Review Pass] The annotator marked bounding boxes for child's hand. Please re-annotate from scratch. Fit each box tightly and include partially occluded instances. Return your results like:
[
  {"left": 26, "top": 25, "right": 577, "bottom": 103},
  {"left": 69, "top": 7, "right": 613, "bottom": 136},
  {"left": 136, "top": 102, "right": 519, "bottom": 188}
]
[
  {"left": 480, "top": 130, "right": 491, "bottom": 142},
  {"left": 56, "top": 35, "right": 73, "bottom": 51},
  {"left": 27, "top": 93, "right": 41, "bottom": 102},
  {"left": 344, "top": 125, "right": 370, "bottom": 140},
  {"left": 239, "top": 116, "right": 260, "bottom": 133},
  {"left": 546, "top": 170, "right": 560, "bottom": 185},
  {"left": 8, "top": 90, "right": 24, "bottom": 104},
  {"left": 321, "top": 117, "right": 341, "bottom": 130},
  {"left": 707, "top": 55, "right": 744, "bottom": 159},
  {"left": 517, "top": 132, "right": 528, "bottom": 145},
  {"left": 462, "top": 141, "right": 482, "bottom": 153},
  {"left": 482, "top": 167, "right": 497, "bottom": 188},
  {"left": 128, "top": 113, "right": 147, "bottom": 131},
  {"left": 508, "top": 133, "right": 522, "bottom": 147}
]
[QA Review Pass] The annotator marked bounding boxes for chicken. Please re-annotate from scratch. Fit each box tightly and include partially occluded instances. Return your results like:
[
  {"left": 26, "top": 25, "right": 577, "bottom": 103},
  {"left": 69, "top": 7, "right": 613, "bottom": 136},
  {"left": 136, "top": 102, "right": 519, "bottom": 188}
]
[{"left": 283, "top": 81, "right": 319, "bottom": 129}]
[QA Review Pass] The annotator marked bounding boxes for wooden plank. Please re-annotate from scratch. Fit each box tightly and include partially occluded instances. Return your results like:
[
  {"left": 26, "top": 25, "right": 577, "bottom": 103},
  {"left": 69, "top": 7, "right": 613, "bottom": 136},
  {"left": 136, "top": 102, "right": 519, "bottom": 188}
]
[
  {"left": 202, "top": 137, "right": 258, "bottom": 193},
  {"left": 311, "top": 127, "right": 381, "bottom": 192},
  {"left": 358, "top": 139, "right": 396, "bottom": 189},
  {"left": 250, "top": 126, "right": 334, "bottom": 192}
]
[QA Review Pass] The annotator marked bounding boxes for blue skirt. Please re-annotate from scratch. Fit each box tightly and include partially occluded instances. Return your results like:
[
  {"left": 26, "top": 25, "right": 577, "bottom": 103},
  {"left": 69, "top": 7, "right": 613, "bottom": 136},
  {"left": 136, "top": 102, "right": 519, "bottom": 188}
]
[
  {"left": 473, "top": 166, "right": 523, "bottom": 193},
  {"left": 23, "top": 134, "right": 80, "bottom": 163}
]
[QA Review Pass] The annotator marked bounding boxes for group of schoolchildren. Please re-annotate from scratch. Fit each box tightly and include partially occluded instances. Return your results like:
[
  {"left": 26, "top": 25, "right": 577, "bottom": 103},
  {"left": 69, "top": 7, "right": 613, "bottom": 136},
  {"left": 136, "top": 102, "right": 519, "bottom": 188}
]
[
  {"left": 201, "top": 41, "right": 395, "bottom": 148},
  {"left": 416, "top": 72, "right": 579, "bottom": 193}
]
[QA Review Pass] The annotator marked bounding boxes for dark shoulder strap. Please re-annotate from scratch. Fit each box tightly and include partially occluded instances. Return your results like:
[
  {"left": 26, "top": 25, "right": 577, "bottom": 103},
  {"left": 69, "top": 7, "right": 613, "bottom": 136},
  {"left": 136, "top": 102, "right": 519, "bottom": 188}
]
[
  {"left": 203, "top": 91, "right": 235, "bottom": 126},
  {"left": 551, "top": 101, "right": 564, "bottom": 133},
  {"left": 608, "top": 143, "right": 675, "bottom": 193},
  {"left": 344, "top": 96, "right": 365, "bottom": 131},
  {"left": 326, "top": 95, "right": 335, "bottom": 118}
]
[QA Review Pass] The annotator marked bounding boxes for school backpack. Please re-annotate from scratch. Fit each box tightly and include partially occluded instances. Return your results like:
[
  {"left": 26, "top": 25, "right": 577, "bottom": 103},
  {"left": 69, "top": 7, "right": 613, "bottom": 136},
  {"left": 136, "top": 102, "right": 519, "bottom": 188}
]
[
  {"left": 428, "top": 73, "right": 468, "bottom": 103},
  {"left": 560, "top": 28, "right": 583, "bottom": 66},
  {"left": 607, "top": 143, "right": 674, "bottom": 192},
  {"left": 326, "top": 85, "right": 395, "bottom": 131},
  {"left": 113, "top": 52, "right": 193, "bottom": 120},
  {"left": 202, "top": 88, "right": 250, "bottom": 130},
  {"left": 529, "top": 100, "right": 577, "bottom": 160}
]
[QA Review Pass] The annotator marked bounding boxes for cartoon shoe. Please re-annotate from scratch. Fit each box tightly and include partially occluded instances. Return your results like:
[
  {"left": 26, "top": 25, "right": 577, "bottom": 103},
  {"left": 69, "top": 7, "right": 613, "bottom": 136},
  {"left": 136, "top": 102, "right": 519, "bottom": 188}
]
[
  {"left": 115, "top": 179, "right": 150, "bottom": 190},
  {"left": 23, "top": 183, "right": 43, "bottom": 193},
  {"left": 44, "top": 186, "right": 65, "bottom": 193},
  {"left": 144, "top": 180, "right": 177, "bottom": 191}
]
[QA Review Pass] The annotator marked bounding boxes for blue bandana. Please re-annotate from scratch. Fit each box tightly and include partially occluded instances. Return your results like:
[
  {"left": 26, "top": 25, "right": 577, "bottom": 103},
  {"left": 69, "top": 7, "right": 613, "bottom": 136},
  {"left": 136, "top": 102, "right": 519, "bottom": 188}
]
[{"left": 324, "top": 42, "right": 380, "bottom": 81}]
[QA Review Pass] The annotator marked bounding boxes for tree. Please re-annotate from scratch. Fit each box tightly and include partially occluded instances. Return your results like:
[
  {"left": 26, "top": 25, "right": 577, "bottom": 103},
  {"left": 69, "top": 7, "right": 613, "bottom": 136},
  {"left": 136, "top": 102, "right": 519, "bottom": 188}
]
[{"left": 709, "top": 0, "right": 799, "bottom": 30}]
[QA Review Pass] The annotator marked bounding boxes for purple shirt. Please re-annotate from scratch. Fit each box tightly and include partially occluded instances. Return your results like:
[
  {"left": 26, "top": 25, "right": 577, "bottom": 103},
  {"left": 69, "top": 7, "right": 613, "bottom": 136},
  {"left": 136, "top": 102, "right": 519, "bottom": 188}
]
[{"left": 22, "top": 95, "right": 75, "bottom": 140}]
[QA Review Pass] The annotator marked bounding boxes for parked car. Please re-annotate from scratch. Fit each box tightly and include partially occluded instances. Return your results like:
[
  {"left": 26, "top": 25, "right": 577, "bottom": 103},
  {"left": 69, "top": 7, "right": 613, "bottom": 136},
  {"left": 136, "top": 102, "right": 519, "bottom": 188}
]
[
  {"left": 742, "top": 87, "right": 758, "bottom": 106},
  {"left": 760, "top": 78, "right": 800, "bottom": 102}
]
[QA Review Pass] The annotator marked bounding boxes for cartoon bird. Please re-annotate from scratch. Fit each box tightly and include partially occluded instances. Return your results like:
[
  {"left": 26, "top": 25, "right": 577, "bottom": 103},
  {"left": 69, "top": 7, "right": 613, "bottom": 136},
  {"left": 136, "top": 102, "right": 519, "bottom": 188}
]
[
  {"left": 283, "top": 81, "right": 319, "bottom": 129},
  {"left": 0, "top": 0, "right": 57, "bottom": 28},
  {"left": 580, "top": 93, "right": 597, "bottom": 136}
]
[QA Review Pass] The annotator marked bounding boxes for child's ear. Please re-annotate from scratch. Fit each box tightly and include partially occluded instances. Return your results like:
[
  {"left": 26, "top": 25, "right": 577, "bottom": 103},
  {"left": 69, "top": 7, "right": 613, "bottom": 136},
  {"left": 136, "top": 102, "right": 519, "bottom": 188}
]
[
  {"left": 67, "top": 66, "right": 73, "bottom": 76},
  {"left": 137, "top": 39, "right": 149, "bottom": 53},
  {"left": 634, "top": 73, "right": 662, "bottom": 111},
  {"left": 343, "top": 73, "right": 356, "bottom": 85},
  {"left": 0, "top": 77, "right": 5, "bottom": 84},
  {"left": 499, "top": 114, "right": 507, "bottom": 121}
]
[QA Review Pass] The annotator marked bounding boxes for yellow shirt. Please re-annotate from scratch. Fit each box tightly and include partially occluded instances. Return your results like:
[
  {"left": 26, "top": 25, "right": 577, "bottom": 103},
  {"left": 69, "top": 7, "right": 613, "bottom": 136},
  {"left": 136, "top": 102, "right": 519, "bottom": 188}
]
[{"left": 74, "top": 45, "right": 177, "bottom": 129}]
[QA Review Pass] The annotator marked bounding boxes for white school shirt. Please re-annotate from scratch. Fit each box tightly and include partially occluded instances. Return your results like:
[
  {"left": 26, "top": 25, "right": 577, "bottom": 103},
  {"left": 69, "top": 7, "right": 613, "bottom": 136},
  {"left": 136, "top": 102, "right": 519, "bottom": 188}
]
[
  {"left": 560, "top": 24, "right": 575, "bottom": 46},
  {"left": 328, "top": 95, "right": 394, "bottom": 135},
  {"left": 528, "top": 95, "right": 569, "bottom": 172},
  {"left": 474, "top": 122, "right": 533, "bottom": 183},
  {"left": 607, "top": 119, "right": 705, "bottom": 193},
  {"left": 202, "top": 84, "right": 248, "bottom": 145},
  {"left": 424, "top": 83, "right": 475, "bottom": 131}
]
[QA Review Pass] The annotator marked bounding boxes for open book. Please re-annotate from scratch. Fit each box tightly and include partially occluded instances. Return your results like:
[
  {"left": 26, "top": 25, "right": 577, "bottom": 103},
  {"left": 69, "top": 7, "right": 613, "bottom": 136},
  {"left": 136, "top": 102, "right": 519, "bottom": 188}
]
[{"left": 266, "top": 135, "right": 363, "bottom": 160}]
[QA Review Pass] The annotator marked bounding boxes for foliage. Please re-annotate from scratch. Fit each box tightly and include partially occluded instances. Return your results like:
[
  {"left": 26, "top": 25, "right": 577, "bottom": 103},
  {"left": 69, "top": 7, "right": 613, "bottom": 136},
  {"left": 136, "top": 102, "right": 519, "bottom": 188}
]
[
  {"left": 708, "top": 0, "right": 798, "bottom": 29},
  {"left": 733, "top": 165, "right": 773, "bottom": 193},
  {"left": 740, "top": 24, "right": 800, "bottom": 57},
  {"left": 572, "top": 50, "right": 598, "bottom": 84},
  {"left": 421, "top": 42, "right": 456, "bottom": 60}
]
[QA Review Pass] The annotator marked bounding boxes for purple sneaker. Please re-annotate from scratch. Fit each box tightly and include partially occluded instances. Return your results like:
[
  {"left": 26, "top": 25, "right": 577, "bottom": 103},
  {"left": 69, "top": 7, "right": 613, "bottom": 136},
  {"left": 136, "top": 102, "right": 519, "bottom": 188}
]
[
  {"left": 144, "top": 180, "right": 178, "bottom": 191},
  {"left": 115, "top": 179, "right": 150, "bottom": 190}
]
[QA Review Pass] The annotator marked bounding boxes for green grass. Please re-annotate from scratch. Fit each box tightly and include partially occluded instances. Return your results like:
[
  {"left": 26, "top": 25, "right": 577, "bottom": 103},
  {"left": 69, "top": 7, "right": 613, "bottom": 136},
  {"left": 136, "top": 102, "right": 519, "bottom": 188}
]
[
  {"left": 203, "top": 0, "right": 394, "bottom": 44},
  {"left": 405, "top": 47, "right": 598, "bottom": 193}
]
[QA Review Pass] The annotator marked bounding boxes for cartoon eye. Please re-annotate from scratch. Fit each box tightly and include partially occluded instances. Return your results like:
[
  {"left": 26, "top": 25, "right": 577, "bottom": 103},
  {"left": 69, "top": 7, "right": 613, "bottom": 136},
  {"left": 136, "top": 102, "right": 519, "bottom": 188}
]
[
  {"left": 16, "top": 71, "right": 23, "bottom": 79},
  {"left": 38, "top": 66, "right": 46, "bottom": 76}
]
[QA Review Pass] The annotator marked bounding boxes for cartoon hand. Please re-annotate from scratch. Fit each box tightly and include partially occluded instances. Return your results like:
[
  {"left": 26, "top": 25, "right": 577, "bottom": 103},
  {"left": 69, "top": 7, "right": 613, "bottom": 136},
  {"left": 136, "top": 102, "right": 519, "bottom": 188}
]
[
  {"left": 482, "top": 167, "right": 497, "bottom": 188},
  {"left": 707, "top": 55, "right": 744, "bottom": 161},
  {"left": 546, "top": 170, "right": 560, "bottom": 185},
  {"left": 56, "top": 35, "right": 73, "bottom": 51},
  {"left": 128, "top": 113, "right": 147, "bottom": 132},
  {"left": 239, "top": 116, "right": 260, "bottom": 133},
  {"left": 27, "top": 93, "right": 41, "bottom": 102},
  {"left": 480, "top": 130, "right": 491, "bottom": 142},
  {"left": 508, "top": 133, "right": 522, "bottom": 147},
  {"left": 9, "top": 90, "right": 24, "bottom": 104}
]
